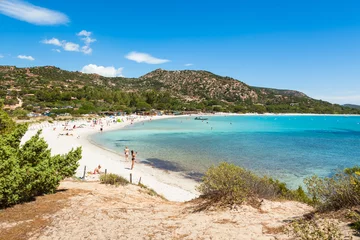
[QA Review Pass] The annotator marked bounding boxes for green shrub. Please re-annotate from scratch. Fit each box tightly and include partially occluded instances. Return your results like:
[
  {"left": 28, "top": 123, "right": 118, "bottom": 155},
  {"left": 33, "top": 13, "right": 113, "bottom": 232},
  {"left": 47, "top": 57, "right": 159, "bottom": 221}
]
[
  {"left": 100, "top": 173, "right": 128, "bottom": 186},
  {"left": 0, "top": 105, "right": 81, "bottom": 208},
  {"left": 197, "top": 162, "right": 253, "bottom": 205},
  {"left": 286, "top": 217, "right": 343, "bottom": 240},
  {"left": 138, "top": 183, "right": 166, "bottom": 200},
  {"left": 304, "top": 167, "right": 360, "bottom": 211},
  {"left": 197, "top": 162, "right": 310, "bottom": 206}
]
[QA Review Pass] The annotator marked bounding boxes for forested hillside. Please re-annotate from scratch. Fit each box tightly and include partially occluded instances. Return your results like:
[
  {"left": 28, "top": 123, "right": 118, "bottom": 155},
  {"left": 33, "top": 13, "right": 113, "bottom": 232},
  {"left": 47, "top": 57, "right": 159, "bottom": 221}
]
[{"left": 0, "top": 65, "right": 359, "bottom": 117}]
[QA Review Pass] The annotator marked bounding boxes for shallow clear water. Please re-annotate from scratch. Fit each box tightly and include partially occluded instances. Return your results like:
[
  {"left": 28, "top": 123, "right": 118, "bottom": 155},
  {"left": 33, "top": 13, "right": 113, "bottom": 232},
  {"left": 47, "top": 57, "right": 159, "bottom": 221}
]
[{"left": 91, "top": 115, "right": 360, "bottom": 188}]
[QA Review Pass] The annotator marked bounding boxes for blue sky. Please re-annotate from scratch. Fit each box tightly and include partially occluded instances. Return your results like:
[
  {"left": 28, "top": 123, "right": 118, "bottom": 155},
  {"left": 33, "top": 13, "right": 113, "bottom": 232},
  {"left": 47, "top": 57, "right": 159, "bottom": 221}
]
[{"left": 0, "top": 0, "right": 360, "bottom": 104}]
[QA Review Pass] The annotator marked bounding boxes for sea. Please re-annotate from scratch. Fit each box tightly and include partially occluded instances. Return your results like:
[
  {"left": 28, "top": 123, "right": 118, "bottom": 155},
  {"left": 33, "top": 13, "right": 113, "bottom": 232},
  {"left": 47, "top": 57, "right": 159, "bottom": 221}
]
[{"left": 90, "top": 115, "right": 360, "bottom": 188}]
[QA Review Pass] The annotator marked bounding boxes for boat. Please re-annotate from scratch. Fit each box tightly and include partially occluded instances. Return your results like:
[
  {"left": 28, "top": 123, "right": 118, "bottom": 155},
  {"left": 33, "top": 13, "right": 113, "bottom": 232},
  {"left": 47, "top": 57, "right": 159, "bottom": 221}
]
[{"left": 194, "top": 117, "right": 208, "bottom": 120}]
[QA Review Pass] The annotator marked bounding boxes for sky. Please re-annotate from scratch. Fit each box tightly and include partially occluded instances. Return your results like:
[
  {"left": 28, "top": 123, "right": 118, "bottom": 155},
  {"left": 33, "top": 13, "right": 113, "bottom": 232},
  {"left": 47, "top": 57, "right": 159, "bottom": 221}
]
[{"left": 0, "top": 0, "right": 360, "bottom": 104}]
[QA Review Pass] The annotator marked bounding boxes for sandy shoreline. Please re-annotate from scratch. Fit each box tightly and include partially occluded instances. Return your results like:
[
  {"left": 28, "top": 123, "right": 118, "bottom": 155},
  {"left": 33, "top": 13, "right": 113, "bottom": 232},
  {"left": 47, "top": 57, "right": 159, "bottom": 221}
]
[
  {"left": 20, "top": 113, "right": 360, "bottom": 202},
  {"left": 22, "top": 115, "right": 199, "bottom": 202}
]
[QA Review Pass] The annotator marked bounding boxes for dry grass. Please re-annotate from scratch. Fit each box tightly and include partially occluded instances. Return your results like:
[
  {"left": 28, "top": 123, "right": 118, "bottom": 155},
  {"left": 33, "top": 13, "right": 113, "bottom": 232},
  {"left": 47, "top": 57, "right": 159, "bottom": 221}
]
[
  {"left": 214, "top": 218, "right": 238, "bottom": 224},
  {"left": 0, "top": 188, "right": 88, "bottom": 240},
  {"left": 262, "top": 224, "right": 285, "bottom": 235}
]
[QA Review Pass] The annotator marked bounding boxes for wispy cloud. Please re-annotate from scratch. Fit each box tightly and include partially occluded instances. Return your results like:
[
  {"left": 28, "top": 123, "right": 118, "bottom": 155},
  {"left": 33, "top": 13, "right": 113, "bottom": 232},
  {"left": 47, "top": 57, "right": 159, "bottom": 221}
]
[
  {"left": 42, "top": 38, "right": 62, "bottom": 46},
  {"left": 77, "top": 30, "right": 92, "bottom": 37},
  {"left": 41, "top": 30, "right": 95, "bottom": 55},
  {"left": 77, "top": 30, "right": 96, "bottom": 54},
  {"left": 81, "top": 46, "right": 92, "bottom": 54},
  {"left": 0, "top": 54, "right": 4, "bottom": 58},
  {"left": 81, "top": 64, "right": 124, "bottom": 77},
  {"left": 125, "top": 52, "right": 170, "bottom": 64},
  {"left": 0, "top": 0, "right": 69, "bottom": 25},
  {"left": 184, "top": 63, "right": 193, "bottom": 66},
  {"left": 63, "top": 42, "right": 80, "bottom": 52},
  {"left": 17, "top": 55, "right": 34, "bottom": 61},
  {"left": 52, "top": 49, "right": 61, "bottom": 53}
]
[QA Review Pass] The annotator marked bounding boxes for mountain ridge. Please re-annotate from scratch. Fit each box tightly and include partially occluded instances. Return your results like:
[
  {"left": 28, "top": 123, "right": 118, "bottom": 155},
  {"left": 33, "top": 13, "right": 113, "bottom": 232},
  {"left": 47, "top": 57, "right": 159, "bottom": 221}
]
[{"left": 0, "top": 65, "right": 359, "bottom": 115}]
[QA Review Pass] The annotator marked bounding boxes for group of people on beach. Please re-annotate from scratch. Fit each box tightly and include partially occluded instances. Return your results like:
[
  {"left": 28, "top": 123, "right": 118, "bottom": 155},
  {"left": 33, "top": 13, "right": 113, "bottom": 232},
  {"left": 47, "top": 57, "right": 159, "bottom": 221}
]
[{"left": 124, "top": 146, "right": 137, "bottom": 170}]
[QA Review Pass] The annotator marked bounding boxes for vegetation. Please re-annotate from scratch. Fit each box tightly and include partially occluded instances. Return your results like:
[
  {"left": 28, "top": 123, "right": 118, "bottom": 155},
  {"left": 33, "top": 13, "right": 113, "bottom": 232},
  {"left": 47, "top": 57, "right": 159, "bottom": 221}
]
[
  {"left": 0, "top": 65, "right": 359, "bottom": 116},
  {"left": 286, "top": 217, "right": 343, "bottom": 240},
  {"left": 0, "top": 103, "right": 82, "bottom": 208},
  {"left": 197, "top": 162, "right": 311, "bottom": 207},
  {"left": 138, "top": 183, "right": 166, "bottom": 199},
  {"left": 304, "top": 166, "right": 360, "bottom": 212},
  {"left": 100, "top": 173, "right": 129, "bottom": 186}
]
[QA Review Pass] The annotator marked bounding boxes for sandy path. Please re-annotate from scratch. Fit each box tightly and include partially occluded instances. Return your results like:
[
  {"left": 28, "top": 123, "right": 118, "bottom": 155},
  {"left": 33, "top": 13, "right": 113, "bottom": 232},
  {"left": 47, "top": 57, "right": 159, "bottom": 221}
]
[{"left": 29, "top": 181, "right": 313, "bottom": 240}]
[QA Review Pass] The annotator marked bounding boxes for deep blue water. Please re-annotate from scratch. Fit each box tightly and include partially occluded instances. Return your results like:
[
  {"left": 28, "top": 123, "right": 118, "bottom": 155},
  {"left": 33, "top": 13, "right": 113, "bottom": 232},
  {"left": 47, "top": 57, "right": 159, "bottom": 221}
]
[{"left": 91, "top": 115, "right": 360, "bottom": 188}]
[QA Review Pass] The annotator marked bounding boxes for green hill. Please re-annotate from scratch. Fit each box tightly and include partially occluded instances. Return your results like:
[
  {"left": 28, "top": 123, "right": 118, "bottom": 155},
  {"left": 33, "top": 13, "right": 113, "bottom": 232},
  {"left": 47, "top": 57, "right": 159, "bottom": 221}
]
[
  {"left": 0, "top": 65, "right": 359, "bottom": 116},
  {"left": 343, "top": 104, "right": 360, "bottom": 110}
]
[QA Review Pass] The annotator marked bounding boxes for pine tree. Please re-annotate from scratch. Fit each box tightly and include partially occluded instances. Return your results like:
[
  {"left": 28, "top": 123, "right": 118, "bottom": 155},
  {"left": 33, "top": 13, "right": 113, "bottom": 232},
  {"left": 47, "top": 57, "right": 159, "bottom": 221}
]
[{"left": 0, "top": 103, "right": 82, "bottom": 208}]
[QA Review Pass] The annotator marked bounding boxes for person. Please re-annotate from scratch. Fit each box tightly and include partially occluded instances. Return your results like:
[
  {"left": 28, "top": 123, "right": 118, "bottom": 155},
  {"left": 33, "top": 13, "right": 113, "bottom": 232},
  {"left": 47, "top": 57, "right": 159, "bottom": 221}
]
[
  {"left": 93, "top": 165, "right": 101, "bottom": 174},
  {"left": 100, "top": 127, "right": 103, "bottom": 132},
  {"left": 130, "top": 150, "right": 137, "bottom": 170},
  {"left": 124, "top": 146, "right": 130, "bottom": 161}
]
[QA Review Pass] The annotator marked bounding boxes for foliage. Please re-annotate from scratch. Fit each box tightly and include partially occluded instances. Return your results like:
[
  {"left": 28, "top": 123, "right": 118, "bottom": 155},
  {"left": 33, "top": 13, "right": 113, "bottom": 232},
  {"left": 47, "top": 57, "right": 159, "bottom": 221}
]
[
  {"left": 1, "top": 66, "right": 359, "bottom": 115},
  {"left": 197, "top": 162, "right": 311, "bottom": 206},
  {"left": 0, "top": 100, "right": 16, "bottom": 134},
  {"left": 99, "top": 173, "right": 129, "bottom": 186},
  {"left": 9, "top": 109, "right": 29, "bottom": 120},
  {"left": 304, "top": 167, "right": 360, "bottom": 211},
  {"left": 286, "top": 217, "right": 343, "bottom": 240},
  {"left": 0, "top": 105, "right": 81, "bottom": 208},
  {"left": 346, "top": 210, "right": 360, "bottom": 234},
  {"left": 138, "top": 183, "right": 166, "bottom": 199}
]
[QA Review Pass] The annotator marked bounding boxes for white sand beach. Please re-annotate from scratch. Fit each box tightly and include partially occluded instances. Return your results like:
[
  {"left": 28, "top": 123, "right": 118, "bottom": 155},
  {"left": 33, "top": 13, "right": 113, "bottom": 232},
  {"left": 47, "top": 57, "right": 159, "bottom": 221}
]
[{"left": 21, "top": 115, "right": 199, "bottom": 202}]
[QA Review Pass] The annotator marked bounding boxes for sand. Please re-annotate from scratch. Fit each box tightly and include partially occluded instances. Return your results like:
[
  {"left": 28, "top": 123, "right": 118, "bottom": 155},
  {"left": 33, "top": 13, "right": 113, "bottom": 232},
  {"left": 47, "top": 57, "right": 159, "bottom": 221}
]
[
  {"left": 21, "top": 115, "right": 199, "bottom": 202},
  {"left": 27, "top": 180, "right": 314, "bottom": 240},
  {"left": 13, "top": 114, "right": 360, "bottom": 239}
]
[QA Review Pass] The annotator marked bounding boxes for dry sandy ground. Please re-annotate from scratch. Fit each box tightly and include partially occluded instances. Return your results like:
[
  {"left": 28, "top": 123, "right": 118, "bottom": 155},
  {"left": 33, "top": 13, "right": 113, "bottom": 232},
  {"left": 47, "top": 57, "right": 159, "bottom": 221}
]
[{"left": 0, "top": 180, "right": 321, "bottom": 240}]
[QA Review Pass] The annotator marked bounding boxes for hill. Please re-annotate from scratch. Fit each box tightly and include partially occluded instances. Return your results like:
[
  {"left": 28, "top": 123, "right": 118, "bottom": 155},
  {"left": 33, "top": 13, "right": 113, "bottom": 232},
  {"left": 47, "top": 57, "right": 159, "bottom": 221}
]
[
  {"left": 343, "top": 104, "right": 360, "bottom": 110},
  {"left": 0, "top": 65, "right": 359, "bottom": 116}
]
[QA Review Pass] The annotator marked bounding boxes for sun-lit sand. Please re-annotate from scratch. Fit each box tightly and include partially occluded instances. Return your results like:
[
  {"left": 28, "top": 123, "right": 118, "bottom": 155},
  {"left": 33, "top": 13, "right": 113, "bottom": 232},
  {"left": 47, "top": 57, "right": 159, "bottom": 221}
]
[{"left": 21, "top": 114, "right": 199, "bottom": 202}]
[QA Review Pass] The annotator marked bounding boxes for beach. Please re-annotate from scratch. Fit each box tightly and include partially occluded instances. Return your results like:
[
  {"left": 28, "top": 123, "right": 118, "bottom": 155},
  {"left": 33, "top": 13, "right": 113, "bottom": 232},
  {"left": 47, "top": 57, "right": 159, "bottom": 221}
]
[
  {"left": 21, "top": 115, "right": 199, "bottom": 202},
  {"left": 21, "top": 113, "right": 360, "bottom": 202}
]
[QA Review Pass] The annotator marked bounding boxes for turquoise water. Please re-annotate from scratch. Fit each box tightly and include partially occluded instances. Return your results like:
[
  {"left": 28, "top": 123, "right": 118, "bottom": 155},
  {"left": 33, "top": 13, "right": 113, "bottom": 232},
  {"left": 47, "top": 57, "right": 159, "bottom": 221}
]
[{"left": 91, "top": 116, "right": 360, "bottom": 188}]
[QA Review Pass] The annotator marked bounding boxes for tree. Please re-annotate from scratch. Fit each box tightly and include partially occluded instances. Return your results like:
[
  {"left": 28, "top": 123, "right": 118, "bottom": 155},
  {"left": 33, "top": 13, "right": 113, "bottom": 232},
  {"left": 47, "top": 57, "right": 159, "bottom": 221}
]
[
  {"left": 0, "top": 100, "right": 15, "bottom": 134},
  {"left": 0, "top": 104, "right": 82, "bottom": 208}
]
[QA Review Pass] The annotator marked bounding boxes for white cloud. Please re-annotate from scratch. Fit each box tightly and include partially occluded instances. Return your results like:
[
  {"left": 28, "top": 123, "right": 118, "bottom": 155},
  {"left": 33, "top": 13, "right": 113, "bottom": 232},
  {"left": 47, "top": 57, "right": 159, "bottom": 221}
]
[
  {"left": 63, "top": 42, "right": 79, "bottom": 52},
  {"left": 77, "top": 30, "right": 92, "bottom": 37},
  {"left": 52, "top": 49, "right": 61, "bottom": 53},
  {"left": 81, "top": 45, "right": 92, "bottom": 55},
  {"left": 0, "top": 54, "right": 4, "bottom": 58},
  {"left": 81, "top": 64, "right": 124, "bottom": 77},
  {"left": 125, "top": 51, "right": 170, "bottom": 64},
  {"left": 41, "top": 30, "right": 95, "bottom": 55},
  {"left": 0, "top": 0, "right": 69, "bottom": 25},
  {"left": 184, "top": 63, "right": 193, "bottom": 66},
  {"left": 82, "top": 36, "right": 96, "bottom": 45},
  {"left": 42, "top": 37, "right": 62, "bottom": 46},
  {"left": 17, "top": 55, "right": 34, "bottom": 61},
  {"left": 77, "top": 30, "right": 96, "bottom": 51}
]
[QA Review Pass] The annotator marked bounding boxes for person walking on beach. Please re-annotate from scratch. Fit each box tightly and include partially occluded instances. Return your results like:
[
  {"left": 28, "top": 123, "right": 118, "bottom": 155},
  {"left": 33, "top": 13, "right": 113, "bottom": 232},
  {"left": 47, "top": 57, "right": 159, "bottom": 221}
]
[
  {"left": 124, "top": 146, "right": 130, "bottom": 161},
  {"left": 130, "top": 150, "right": 137, "bottom": 170}
]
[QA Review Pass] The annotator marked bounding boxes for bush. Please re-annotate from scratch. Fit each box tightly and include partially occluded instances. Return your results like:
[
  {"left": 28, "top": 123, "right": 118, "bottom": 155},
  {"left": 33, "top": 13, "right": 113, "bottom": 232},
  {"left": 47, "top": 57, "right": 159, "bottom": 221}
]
[
  {"left": 197, "top": 162, "right": 310, "bottom": 206},
  {"left": 304, "top": 167, "right": 360, "bottom": 211},
  {"left": 100, "top": 173, "right": 128, "bottom": 186},
  {"left": 138, "top": 183, "right": 166, "bottom": 200},
  {"left": 286, "top": 217, "right": 343, "bottom": 240},
  {"left": 0, "top": 106, "right": 81, "bottom": 208}
]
